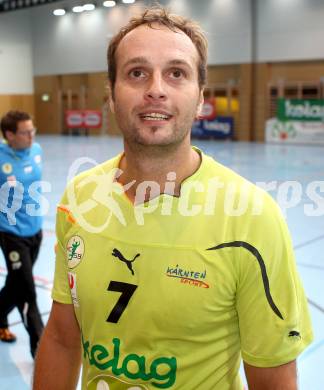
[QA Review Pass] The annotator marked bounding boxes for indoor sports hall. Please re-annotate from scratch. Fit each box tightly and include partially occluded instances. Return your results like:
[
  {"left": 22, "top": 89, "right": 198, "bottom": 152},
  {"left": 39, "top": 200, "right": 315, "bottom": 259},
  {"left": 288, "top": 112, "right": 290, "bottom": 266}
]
[{"left": 0, "top": 0, "right": 323, "bottom": 389}]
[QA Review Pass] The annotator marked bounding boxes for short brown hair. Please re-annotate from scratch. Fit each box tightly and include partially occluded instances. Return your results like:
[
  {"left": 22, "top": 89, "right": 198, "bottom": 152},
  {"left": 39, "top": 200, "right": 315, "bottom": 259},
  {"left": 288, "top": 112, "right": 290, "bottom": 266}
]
[
  {"left": 107, "top": 5, "right": 208, "bottom": 96},
  {"left": 0, "top": 110, "right": 31, "bottom": 139}
]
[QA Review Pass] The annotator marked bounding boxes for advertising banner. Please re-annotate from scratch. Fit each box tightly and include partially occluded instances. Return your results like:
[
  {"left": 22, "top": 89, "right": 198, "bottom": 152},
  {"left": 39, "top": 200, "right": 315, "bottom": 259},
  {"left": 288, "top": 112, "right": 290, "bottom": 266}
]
[
  {"left": 265, "top": 118, "right": 324, "bottom": 145},
  {"left": 277, "top": 98, "right": 324, "bottom": 122},
  {"left": 192, "top": 116, "right": 234, "bottom": 139},
  {"left": 200, "top": 98, "right": 217, "bottom": 120},
  {"left": 65, "top": 110, "right": 83, "bottom": 128},
  {"left": 65, "top": 110, "right": 102, "bottom": 129},
  {"left": 83, "top": 111, "right": 102, "bottom": 128}
]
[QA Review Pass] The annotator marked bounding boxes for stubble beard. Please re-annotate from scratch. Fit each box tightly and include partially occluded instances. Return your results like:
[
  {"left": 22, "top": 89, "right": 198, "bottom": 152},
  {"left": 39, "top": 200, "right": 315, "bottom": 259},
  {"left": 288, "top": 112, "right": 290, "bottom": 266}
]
[{"left": 120, "top": 113, "right": 196, "bottom": 155}]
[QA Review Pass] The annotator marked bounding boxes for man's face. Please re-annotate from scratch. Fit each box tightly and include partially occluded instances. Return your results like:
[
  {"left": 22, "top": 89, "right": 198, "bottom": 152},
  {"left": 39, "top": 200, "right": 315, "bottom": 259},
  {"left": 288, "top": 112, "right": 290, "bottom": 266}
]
[
  {"left": 6, "top": 120, "right": 35, "bottom": 150},
  {"left": 111, "top": 24, "right": 203, "bottom": 148}
]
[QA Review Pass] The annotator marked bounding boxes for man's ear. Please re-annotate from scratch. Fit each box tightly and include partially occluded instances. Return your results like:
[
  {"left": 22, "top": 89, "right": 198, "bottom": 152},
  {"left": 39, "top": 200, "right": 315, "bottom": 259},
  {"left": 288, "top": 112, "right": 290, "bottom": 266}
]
[
  {"left": 107, "top": 82, "right": 115, "bottom": 113},
  {"left": 109, "top": 98, "right": 115, "bottom": 114},
  {"left": 196, "top": 90, "right": 204, "bottom": 119},
  {"left": 5, "top": 131, "right": 14, "bottom": 142}
]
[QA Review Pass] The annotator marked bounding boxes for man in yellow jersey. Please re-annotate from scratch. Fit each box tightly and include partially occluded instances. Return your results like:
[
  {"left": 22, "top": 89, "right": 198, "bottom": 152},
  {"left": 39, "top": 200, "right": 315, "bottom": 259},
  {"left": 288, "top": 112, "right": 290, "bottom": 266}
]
[{"left": 33, "top": 5, "right": 313, "bottom": 390}]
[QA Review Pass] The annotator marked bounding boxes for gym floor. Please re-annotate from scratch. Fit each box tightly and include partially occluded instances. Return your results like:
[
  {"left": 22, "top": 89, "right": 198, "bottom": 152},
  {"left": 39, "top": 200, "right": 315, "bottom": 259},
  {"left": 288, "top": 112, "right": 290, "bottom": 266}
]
[{"left": 0, "top": 135, "right": 323, "bottom": 389}]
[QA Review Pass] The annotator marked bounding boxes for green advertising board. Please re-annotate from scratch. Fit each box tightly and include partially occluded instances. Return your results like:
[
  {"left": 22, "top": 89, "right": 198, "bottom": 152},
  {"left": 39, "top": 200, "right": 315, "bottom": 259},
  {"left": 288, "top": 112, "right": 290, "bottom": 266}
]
[{"left": 277, "top": 98, "right": 324, "bottom": 122}]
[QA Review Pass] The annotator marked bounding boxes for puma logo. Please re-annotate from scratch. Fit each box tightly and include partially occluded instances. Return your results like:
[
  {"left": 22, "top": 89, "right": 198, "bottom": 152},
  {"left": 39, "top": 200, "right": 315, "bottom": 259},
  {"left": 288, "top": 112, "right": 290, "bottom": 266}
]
[
  {"left": 112, "top": 248, "right": 140, "bottom": 275},
  {"left": 288, "top": 330, "right": 301, "bottom": 338}
]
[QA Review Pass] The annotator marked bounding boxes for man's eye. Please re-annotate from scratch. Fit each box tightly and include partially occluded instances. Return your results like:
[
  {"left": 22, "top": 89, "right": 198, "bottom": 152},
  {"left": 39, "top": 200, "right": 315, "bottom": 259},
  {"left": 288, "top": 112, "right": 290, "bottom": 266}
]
[
  {"left": 170, "top": 69, "right": 184, "bottom": 79},
  {"left": 129, "top": 69, "right": 145, "bottom": 78}
]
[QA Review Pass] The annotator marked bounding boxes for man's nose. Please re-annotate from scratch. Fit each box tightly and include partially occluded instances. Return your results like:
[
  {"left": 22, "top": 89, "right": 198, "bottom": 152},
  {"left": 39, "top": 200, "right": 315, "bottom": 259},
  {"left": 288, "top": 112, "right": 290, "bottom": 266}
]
[{"left": 145, "top": 72, "right": 167, "bottom": 101}]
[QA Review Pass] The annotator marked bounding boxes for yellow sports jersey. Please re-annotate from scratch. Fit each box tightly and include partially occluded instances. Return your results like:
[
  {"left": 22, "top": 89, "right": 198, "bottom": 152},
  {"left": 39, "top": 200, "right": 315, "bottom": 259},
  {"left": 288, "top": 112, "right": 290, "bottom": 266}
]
[{"left": 52, "top": 150, "right": 313, "bottom": 390}]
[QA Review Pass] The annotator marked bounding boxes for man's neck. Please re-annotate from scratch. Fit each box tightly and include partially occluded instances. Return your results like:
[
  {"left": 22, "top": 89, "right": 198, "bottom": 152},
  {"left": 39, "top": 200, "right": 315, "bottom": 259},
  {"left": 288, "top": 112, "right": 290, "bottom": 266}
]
[
  {"left": 7, "top": 142, "right": 29, "bottom": 151},
  {"left": 118, "top": 141, "right": 201, "bottom": 203}
]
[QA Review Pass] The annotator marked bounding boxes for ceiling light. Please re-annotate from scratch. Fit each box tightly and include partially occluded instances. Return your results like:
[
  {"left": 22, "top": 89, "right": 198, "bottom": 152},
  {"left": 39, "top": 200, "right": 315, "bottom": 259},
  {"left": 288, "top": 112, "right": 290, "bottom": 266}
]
[
  {"left": 53, "top": 8, "right": 66, "bottom": 16},
  {"left": 83, "top": 3, "right": 95, "bottom": 11},
  {"left": 72, "top": 5, "right": 83, "bottom": 12},
  {"left": 122, "top": 0, "right": 135, "bottom": 4},
  {"left": 103, "top": 0, "right": 115, "bottom": 7}
]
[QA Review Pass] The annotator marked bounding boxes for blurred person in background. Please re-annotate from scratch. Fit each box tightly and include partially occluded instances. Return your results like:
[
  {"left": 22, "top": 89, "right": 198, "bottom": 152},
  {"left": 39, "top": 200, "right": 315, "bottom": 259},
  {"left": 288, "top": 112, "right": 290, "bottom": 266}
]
[{"left": 0, "top": 110, "right": 44, "bottom": 358}]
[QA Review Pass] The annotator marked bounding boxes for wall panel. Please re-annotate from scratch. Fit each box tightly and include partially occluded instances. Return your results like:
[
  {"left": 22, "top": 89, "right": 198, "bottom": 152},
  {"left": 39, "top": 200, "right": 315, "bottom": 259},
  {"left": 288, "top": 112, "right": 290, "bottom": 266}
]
[
  {"left": 0, "top": 95, "right": 34, "bottom": 119},
  {"left": 34, "top": 76, "right": 60, "bottom": 134},
  {"left": 269, "top": 61, "right": 324, "bottom": 82},
  {"left": 32, "top": 60, "right": 324, "bottom": 140},
  {"left": 238, "top": 64, "right": 253, "bottom": 141},
  {"left": 253, "top": 64, "right": 270, "bottom": 142},
  {"left": 208, "top": 65, "right": 240, "bottom": 85},
  {"left": 33, "top": 72, "right": 122, "bottom": 135}
]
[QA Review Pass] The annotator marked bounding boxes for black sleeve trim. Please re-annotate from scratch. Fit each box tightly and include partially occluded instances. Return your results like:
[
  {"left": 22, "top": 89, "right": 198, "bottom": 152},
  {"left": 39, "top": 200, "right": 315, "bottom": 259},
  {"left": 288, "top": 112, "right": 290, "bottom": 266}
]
[{"left": 207, "top": 241, "right": 284, "bottom": 320}]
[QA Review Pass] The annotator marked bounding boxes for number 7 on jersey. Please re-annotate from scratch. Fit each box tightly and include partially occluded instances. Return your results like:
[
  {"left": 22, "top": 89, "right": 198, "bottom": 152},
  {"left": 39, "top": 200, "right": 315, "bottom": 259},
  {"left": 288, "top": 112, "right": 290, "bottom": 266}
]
[{"left": 106, "top": 281, "right": 138, "bottom": 323}]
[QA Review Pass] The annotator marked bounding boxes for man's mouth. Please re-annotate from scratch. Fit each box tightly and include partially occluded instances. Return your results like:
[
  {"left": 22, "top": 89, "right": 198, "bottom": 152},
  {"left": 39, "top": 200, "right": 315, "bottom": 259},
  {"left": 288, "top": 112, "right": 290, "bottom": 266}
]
[{"left": 139, "top": 112, "right": 172, "bottom": 121}]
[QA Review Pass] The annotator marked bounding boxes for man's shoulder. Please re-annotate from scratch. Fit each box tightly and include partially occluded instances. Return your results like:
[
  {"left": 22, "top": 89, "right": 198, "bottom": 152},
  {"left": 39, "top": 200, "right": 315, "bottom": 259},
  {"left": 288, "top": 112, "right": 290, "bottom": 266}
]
[
  {"left": 31, "top": 142, "right": 42, "bottom": 154},
  {"left": 0, "top": 142, "right": 12, "bottom": 165},
  {"left": 58, "top": 154, "right": 122, "bottom": 220},
  {"left": 201, "top": 151, "right": 280, "bottom": 214},
  {"left": 67, "top": 153, "right": 122, "bottom": 187},
  {"left": 0, "top": 141, "right": 9, "bottom": 153},
  {"left": 201, "top": 152, "right": 254, "bottom": 188}
]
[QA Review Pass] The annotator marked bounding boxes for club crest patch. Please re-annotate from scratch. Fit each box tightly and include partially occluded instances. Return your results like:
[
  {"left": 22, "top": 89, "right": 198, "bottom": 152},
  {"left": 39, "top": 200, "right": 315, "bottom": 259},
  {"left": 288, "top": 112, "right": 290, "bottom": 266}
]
[
  {"left": 2, "top": 163, "right": 12, "bottom": 174},
  {"left": 67, "top": 235, "right": 85, "bottom": 269}
]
